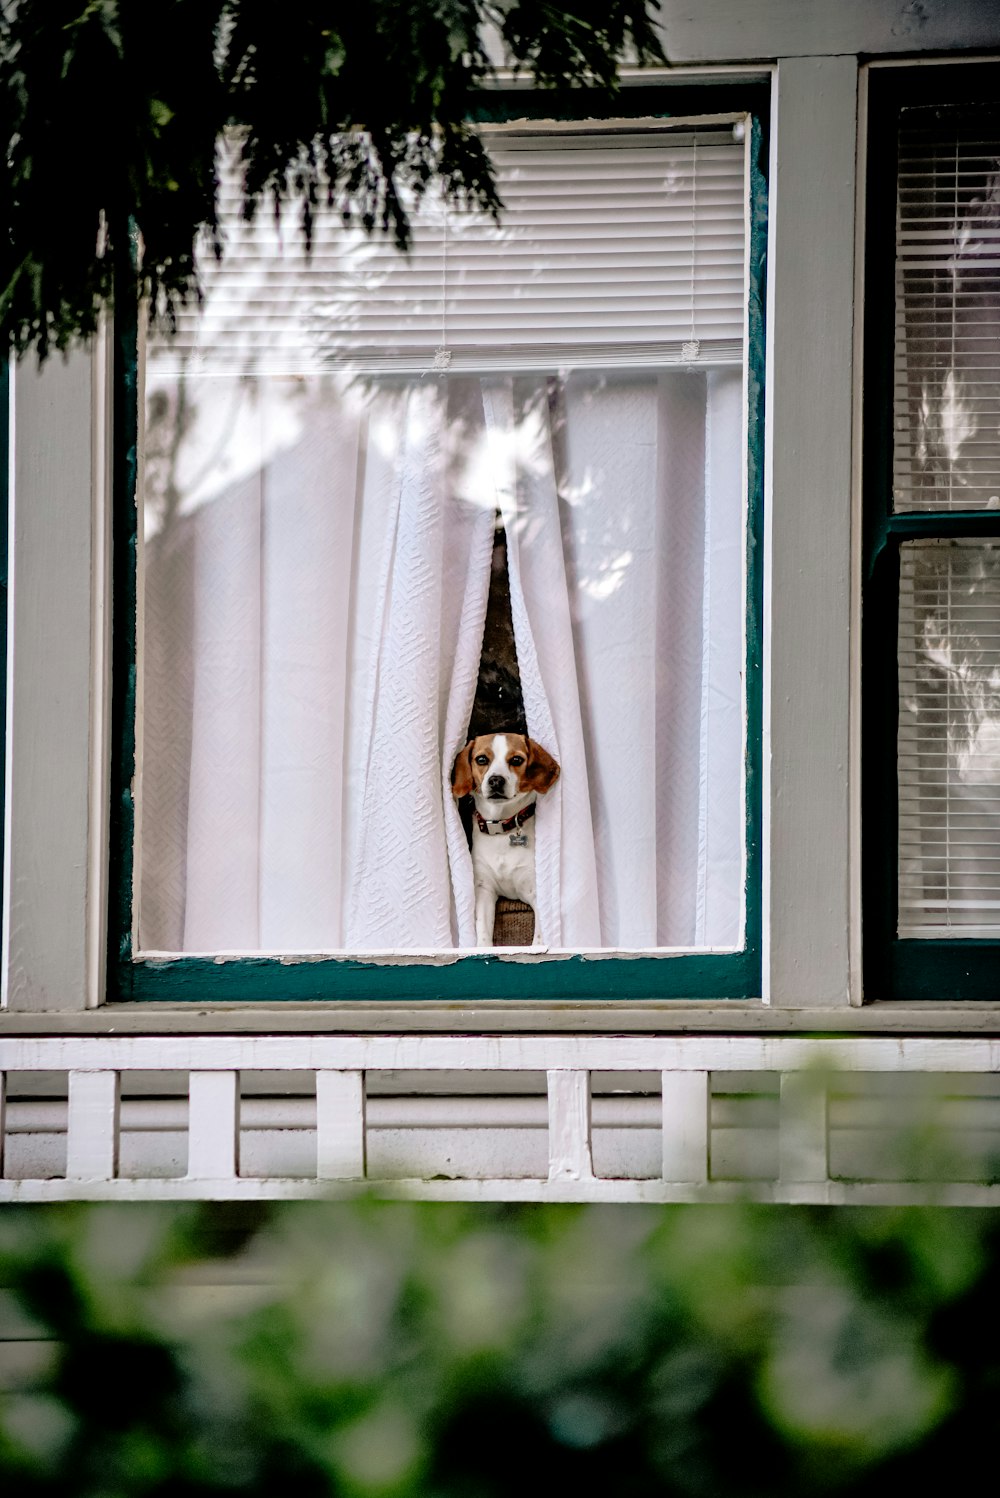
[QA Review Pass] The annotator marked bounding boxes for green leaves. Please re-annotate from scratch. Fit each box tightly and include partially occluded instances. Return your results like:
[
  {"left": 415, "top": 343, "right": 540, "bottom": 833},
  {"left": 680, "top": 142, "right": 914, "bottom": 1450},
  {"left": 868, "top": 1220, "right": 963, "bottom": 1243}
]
[
  {"left": 0, "top": 0, "right": 666, "bottom": 361},
  {"left": 2, "top": 1200, "right": 999, "bottom": 1496}
]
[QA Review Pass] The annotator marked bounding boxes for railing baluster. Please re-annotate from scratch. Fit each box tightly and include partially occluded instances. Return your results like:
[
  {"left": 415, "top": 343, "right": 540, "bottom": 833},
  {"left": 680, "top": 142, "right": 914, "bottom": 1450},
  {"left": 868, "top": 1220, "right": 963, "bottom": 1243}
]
[
  {"left": 187, "top": 1071, "right": 240, "bottom": 1179},
  {"left": 661, "top": 1070, "right": 710, "bottom": 1182},
  {"left": 66, "top": 1070, "right": 120, "bottom": 1180},
  {"left": 779, "top": 1071, "right": 829, "bottom": 1183},
  {"left": 315, "top": 1070, "right": 366, "bottom": 1180},
  {"left": 547, "top": 1070, "right": 594, "bottom": 1181},
  {"left": 0, "top": 1036, "right": 996, "bottom": 1204}
]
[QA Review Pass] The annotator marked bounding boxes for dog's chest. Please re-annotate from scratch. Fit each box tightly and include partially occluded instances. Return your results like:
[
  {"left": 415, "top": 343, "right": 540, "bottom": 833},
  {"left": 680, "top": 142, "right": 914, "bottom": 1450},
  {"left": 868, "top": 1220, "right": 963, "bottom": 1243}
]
[{"left": 472, "top": 824, "right": 535, "bottom": 898}]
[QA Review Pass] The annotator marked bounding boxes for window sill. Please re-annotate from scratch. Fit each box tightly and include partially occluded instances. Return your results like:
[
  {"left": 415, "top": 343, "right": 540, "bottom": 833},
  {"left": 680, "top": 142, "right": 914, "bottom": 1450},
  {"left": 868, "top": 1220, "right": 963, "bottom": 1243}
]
[{"left": 2, "top": 999, "right": 1000, "bottom": 1035}]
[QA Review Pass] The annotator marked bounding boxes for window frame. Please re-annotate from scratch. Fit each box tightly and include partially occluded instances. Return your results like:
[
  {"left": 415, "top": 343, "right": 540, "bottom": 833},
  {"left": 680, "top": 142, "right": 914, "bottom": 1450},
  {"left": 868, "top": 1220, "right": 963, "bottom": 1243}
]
[
  {"left": 107, "top": 80, "right": 770, "bottom": 1003},
  {"left": 862, "top": 60, "right": 1000, "bottom": 1001}
]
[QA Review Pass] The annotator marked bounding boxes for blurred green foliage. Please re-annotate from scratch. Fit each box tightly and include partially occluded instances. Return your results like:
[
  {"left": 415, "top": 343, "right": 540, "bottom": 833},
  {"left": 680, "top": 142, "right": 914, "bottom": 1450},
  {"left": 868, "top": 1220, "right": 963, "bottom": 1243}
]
[{"left": 2, "top": 1201, "right": 999, "bottom": 1495}]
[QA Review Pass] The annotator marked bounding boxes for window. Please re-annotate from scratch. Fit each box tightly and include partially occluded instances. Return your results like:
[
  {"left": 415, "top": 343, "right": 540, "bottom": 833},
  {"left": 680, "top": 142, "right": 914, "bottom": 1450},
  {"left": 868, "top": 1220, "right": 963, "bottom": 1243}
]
[
  {"left": 864, "top": 63, "right": 1000, "bottom": 999},
  {"left": 111, "top": 86, "right": 767, "bottom": 1001}
]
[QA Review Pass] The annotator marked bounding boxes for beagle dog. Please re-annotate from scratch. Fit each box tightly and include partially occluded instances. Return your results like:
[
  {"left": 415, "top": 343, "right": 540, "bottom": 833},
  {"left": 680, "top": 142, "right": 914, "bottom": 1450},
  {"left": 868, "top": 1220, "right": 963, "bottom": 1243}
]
[{"left": 451, "top": 732, "right": 560, "bottom": 948}]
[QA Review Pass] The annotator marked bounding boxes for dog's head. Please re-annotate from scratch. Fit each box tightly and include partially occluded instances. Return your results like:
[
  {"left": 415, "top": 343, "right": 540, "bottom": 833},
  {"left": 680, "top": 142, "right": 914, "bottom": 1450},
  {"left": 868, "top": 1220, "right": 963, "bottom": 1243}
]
[{"left": 451, "top": 733, "right": 560, "bottom": 805}]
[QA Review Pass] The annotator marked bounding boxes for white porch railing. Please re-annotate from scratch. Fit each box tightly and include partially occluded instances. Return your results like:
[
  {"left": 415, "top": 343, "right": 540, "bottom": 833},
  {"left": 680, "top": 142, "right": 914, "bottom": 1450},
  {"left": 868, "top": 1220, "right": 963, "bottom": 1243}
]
[{"left": 1, "top": 1034, "right": 999, "bottom": 1203}]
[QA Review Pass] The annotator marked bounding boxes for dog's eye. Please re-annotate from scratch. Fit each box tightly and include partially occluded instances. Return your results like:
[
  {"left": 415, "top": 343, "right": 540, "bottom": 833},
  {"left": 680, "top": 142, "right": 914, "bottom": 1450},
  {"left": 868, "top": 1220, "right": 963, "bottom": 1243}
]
[
  {"left": 474, "top": 755, "right": 490, "bottom": 766},
  {"left": 509, "top": 756, "right": 524, "bottom": 767}
]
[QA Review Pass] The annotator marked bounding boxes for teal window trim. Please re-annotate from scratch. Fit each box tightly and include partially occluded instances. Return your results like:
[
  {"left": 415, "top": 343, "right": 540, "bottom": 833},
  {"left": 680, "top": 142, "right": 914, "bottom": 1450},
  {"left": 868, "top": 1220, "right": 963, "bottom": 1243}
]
[
  {"left": 862, "top": 61, "right": 1000, "bottom": 1001},
  {"left": 108, "top": 81, "right": 769, "bottom": 1003}
]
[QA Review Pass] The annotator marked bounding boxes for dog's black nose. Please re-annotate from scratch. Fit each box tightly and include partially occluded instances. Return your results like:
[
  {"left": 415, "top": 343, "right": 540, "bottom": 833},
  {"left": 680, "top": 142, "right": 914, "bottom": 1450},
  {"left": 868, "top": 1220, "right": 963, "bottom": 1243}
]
[{"left": 487, "top": 774, "right": 506, "bottom": 794}]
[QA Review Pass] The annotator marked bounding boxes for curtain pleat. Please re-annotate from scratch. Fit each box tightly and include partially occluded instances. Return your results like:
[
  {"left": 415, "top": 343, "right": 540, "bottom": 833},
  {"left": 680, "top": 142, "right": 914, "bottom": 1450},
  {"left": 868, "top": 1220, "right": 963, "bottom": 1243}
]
[
  {"left": 484, "top": 378, "right": 602, "bottom": 948},
  {"left": 655, "top": 374, "right": 710, "bottom": 946},
  {"left": 181, "top": 447, "right": 264, "bottom": 950},
  {"left": 558, "top": 373, "right": 660, "bottom": 946},
  {"left": 345, "top": 385, "right": 494, "bottom": 948},
  {"left": 258, "top": 395, "right": 363, "bottom": 949},
  {"left": 697, "top": 369, "right": 745, "bottom": 947}
]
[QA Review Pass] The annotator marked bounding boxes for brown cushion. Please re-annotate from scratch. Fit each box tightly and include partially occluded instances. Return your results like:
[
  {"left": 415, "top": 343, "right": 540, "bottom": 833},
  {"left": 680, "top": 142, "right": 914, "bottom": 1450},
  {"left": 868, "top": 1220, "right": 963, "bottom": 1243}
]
[{"left": 493, "top": 898, "right": 535, "bottom": 947}]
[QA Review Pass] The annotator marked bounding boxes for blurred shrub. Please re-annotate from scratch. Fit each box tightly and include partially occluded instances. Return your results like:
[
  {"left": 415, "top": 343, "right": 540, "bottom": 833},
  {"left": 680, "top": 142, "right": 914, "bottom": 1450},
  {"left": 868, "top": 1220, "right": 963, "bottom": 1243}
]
[{"left": 1, "top": 1200, "right": 999, "bottom": 1495}]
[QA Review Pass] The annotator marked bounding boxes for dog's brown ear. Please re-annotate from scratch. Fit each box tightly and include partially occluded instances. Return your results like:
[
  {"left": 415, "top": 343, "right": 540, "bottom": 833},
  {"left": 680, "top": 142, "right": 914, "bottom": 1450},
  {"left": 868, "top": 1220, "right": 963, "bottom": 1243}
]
[
  {"left": 451, "top": 741, "right": 476, "bottom": 799},
  {"left": 522, "top": 739, "right": 560, "bottom": 794}
]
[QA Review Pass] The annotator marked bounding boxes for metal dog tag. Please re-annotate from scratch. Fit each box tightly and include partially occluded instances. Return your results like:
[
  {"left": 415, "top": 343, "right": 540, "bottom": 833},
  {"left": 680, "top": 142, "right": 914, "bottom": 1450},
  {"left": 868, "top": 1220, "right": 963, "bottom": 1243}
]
[{"left": 509, "top": 832, "right": 528, "bottom": 847}]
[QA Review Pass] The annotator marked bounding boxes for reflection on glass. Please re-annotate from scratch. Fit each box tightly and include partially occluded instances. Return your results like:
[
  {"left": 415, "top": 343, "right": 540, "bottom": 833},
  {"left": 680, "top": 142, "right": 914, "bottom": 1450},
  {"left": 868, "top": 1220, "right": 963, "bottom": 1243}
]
[
  {"left": 893, "top": 105, "right": 1000, "bottom": 513},
  {"left": 898, "top": 540, "right": 1000, "bottom": 936},
  {"left": 137, "top": 124, "right": 749, "bottom": 956}
]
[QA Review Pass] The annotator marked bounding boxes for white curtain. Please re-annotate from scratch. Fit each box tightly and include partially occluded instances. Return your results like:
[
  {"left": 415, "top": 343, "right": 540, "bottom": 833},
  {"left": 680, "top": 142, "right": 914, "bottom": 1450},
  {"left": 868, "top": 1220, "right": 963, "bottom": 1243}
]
[{"left": 139, "top": 368, "right": 744, "bottom": 953}]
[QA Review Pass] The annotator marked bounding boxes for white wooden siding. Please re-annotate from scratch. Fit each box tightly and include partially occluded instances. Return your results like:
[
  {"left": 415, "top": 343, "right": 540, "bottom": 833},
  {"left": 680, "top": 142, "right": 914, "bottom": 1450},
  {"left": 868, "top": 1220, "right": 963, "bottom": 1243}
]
[
  {"left": 3, "top": 336, "right": 111, "bottom": 1013},
  {"left": 654, "top": 0, "right": 1000, "bottom": 63}
]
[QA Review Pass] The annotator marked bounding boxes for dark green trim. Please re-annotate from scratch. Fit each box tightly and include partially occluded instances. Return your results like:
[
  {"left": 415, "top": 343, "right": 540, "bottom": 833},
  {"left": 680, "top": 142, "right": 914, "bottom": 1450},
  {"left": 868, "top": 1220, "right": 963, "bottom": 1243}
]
[
  {"left": 124, "top": 951, "right": 758, "bottom": 1004},
  {"left": 868, "top": 513, "right": 1000, "bottom": 577},
  {"left": 110, "top": 83, "right": 769, "bottom": 1003},
  {"left": 742, "top": 108, "right": 767, "bottom": 994},
  {"left": 109, "top": 303, "right": 140, "bottom": 974},
  {"left": 889, "top": 941, "right": 1000, "bottom": 1004},
  {"left": 862, "top": 60, "right": 1000, "bottom": 1001},
  {"left": 471, "top": 81, "right": 770, "bottom": 129}
]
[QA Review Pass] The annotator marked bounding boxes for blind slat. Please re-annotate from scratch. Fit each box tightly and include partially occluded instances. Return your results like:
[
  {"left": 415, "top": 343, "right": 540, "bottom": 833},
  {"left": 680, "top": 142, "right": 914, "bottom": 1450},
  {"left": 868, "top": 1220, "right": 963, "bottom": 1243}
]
[{"left": 148, "top": 124, "right": 748, "bottom": 378}]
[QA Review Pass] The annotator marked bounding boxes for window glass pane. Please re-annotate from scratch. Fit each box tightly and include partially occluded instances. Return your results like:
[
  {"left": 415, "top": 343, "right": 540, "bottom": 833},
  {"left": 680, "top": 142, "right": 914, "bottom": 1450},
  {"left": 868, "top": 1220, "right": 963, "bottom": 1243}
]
[
  {"left": 893, "top": 103, "right": 1000, "bottom": 512},
  {"left": 137, "top": 122, "right": 749, "bottom": 957},
  {"left": 898, "top": 539, "right": 1000, "bottom": 937}
]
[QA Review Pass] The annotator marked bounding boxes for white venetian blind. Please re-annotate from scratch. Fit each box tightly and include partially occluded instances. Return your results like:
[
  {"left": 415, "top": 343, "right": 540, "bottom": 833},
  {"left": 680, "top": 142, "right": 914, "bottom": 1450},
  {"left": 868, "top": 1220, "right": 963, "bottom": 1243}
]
[
  {"left": 894, "top": 104, "right": 1000, "bottom": 511},
  {"left": 898, "top": 540, "right": 1000, "bottom": 937},
  {"left": 149, "top": 121, "right": 748, "bottom": 376}
]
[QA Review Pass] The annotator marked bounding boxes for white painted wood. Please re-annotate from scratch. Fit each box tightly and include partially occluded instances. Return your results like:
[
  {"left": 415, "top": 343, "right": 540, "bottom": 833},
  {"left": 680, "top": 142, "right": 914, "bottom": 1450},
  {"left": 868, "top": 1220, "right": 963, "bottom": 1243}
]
[
  {"left": 779, "top": 1072, "right": 828, "bottom": 1182},
  {"left": 0, "top": 1071, "right": 5, "bottom": 1178},
  {"left": 9, "top": 1088, "right": 779, "bottom": 1123},
  {"left": 66, "top": 1070, "right": 120, "bottom": 1180},
  {"left": 365, "top": 1127, "right": 548, "bottom": 1183},
  {"left": 654, "top": 0, "right": 1000, "bottom": 65},
  {"left": 3, "top": 344, "right": 109, "bottom": 1012},
  {"left": 131, "top": 312, "right": 149, "bottom": 959},
  {"left": 546, "top": 1070, "right": 593, "bottom": 1181},
  {"left": 86, "top": 323, "right": 113, "bottom": 1008},
  {"left": 3, "top": 1048, "right": 1000, "bottom": 1200},
  {"left": 1, "top": 1094, "right": 673, "bottom": 1133},
  {"left": 5, "top": 1032, "right": 1000, "bottom": 1074},
  {"left": 762, "top": 56, "right": 857, "bottom": 1008},
  {"left": 661, "top": 1071, "right": 710, "bottom": 1182},
  {"left": 187, "top": 1072, "right": 239, "bottom": 1179},
  {"left": 3, "top": 1176, "right": 1000, "bottom": 1206},
  {"left": 848, "top": 64, "right": 869, "bottom": 1008},
  {"left": 315, "top": 1070, "right": 366, "bottom": 1179},
  {"left": 4, "top": 1034, "right": 1000, "bottom": 1199},
  {"left": 6, "top": 1000, "right": 1000, "bottom": 1034},
  {"left": 2, "top": 1117, "right": 773, "bottom": 1188}
]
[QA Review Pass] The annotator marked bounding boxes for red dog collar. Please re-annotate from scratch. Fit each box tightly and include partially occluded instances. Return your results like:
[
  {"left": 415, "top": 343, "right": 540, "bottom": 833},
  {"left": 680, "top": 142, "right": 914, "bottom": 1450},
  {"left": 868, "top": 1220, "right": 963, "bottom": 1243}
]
[{"left": 475, "top": 802, "right": 536, "bottom": 837}]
